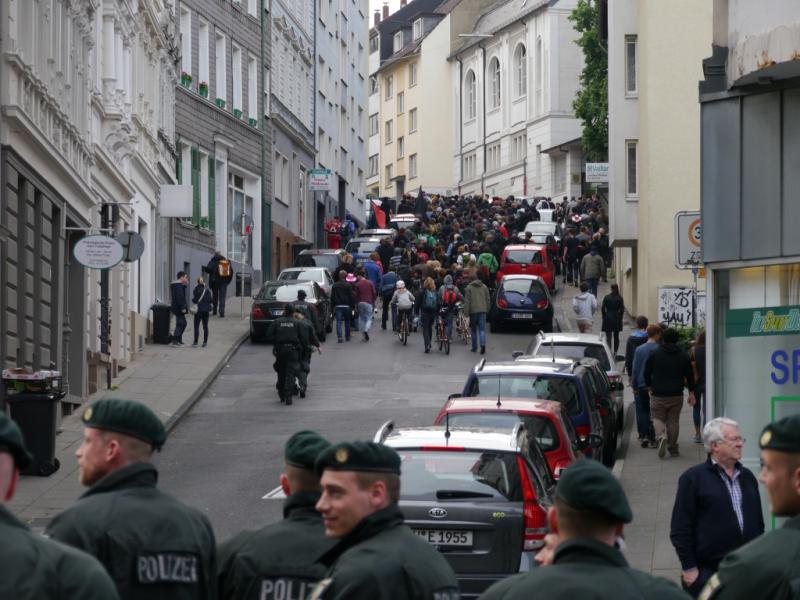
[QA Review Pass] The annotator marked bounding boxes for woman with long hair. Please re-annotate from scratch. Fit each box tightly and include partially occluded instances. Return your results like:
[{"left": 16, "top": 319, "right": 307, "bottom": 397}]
[{"left": 601, "top": 283, "right": 625, "bottom": 354}]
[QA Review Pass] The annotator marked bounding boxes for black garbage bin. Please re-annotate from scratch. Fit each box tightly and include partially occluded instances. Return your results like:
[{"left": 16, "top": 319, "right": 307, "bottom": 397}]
[
  {"left": 151, "top": 302, "right": 172, "bottom": 344},
  {"left": 235, "top": 272, "right": 252, "bottom": 297}
]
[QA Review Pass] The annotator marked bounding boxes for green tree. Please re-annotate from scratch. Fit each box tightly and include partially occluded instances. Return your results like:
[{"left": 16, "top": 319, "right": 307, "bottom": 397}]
[{"left": 569, "top": 0, "right": 608, "bottom": 162}]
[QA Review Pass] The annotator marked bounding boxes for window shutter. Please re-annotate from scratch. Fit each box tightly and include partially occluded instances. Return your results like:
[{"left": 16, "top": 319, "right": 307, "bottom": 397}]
[
  {"left": 208, "top": 153, "right": 216, "bottom": 230},
  {"left": 191, "top": 148, "right": 200, "bottom": 224}
]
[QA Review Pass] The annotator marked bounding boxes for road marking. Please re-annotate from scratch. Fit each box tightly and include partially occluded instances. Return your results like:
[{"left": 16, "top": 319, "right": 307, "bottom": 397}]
[{"left": 263, "top": 486, "right": 285, "bottom": 500}]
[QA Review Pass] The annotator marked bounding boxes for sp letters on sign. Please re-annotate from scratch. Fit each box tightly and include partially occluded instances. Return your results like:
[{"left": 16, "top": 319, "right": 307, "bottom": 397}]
[{"left": 770, "top": 349, "right": 800, "bottom": 385}]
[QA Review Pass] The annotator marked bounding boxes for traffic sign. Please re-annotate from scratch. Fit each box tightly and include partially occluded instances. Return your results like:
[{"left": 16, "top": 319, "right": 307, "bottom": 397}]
[
  {"left": 73, "top": 235, "right": 124, "bottom": 270},
  {"left": 309, "top": 168, "right": 332, "bottom": 191},
  {"left": 675, "top": 211, "right": 702, "bottom": 269},
  {"left": 237, "top": 213, "right": 254, "bottom": 236}
]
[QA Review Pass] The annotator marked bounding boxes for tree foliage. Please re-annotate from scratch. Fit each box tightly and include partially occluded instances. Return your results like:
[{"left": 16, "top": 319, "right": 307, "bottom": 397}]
[{"left": 569, "top": 0, "right": 608, "bottom": 162}]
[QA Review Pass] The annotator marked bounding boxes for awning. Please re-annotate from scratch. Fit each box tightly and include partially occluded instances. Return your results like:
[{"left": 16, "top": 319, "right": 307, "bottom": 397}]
[{"left": 539, "top": 137, "right": 582, "bottom": 155}]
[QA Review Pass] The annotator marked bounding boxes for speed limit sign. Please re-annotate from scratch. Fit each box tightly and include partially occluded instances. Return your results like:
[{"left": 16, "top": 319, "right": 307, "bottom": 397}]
[{"left": 675, "top": 211, "right": 701, "bottom": 269}]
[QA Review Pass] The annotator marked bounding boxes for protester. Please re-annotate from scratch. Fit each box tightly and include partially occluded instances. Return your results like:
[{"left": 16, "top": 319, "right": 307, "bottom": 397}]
[
  {"left": 379, "top": 269, "right": 399, "bottom": 331},
  {"left": 625, "top": 315, "right": 649, "bottom": 382},
  {"left": 631, "top": 324, "right": 661, "bottom": 448},
  {"left": 579, "top": 246, "right": 605, "bottom": 298},
  {"left": 438, "top": 274, "right": 463, "bottom": 341},
  {"left": 203, "top": 250, "right": 234, "bottom": 318},
  {"left": 464, "top": 275, "right": 491, "bottom": 354},
  {"left": 572, "top": 282, "right": 597, "bottom": 333},
  {"left": 331, "top": 270, "right": 355, "bottom": 343},
  {"left": 419, "top": 277, "right": 439, "bottom": 353},
  {"left": 601, "top": 283, "right": 625, "bottom": 354},
  {"left": 191, "top": 276, "right": 213, "bottom": 347},
  {"left": 354, "top": 269, "right": 377, "bottom": 342},
  {"left": 170, "top": 270, "right": 189, "bottom": 347}
]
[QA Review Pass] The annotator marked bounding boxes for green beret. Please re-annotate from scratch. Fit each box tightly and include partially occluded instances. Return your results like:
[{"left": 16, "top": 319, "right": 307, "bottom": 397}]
[
  {"left": 556, "top": 459, "right": 632, "bottom": 524},
  {"left": 760, "top": 414, "right": 800, "bottom": 453},
  {"left": 315, "top": 441, "right": 401, "bottom": 475},
  {"left": 82, "top": 399, "right": 167, "bottom": 450},
  {"left": 285, "top": 431, "right": 331, "bottom": 470},
  {"left": 0, "top": 412, "right": 33, "bottom": 469}
]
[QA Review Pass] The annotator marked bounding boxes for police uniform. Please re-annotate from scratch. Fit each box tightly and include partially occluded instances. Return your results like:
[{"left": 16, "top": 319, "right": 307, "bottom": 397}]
[
  {"left": 45, "top": 399, "right": 217, "bottom": 600},
  {"left": 700, "top": 415, "right": 800, "bottom": 600},
  {"left": 266, "top": 305, "right": 308, "bottom": 405},
  {"left": 294, "top": 313, "right": 320, "bottom": 396},
  {"left": 480, "top": 460, "right": 688, "bottom": 600},
  {"left": 293, "top": 295, "right": 320, "bottom": 334},
  {"left": 0, "top": 413, "right": 120, "bottom": 600},
  {"left": 217, "top": 431, "right": 336, "bottom": 599},
  {"left": 311, "top": 442, "right": 461, "bottom": 600}
]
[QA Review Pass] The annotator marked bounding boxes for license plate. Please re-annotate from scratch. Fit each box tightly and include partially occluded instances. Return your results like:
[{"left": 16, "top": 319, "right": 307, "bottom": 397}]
[
  {"left": 272, "top": 309, "right": 283, "bottom": 316},
  {"left": 413, "top": 529, "right": 473, "bottom": 547},
  {"left": 511, "top": 313, "right": 533, "bottom": 319}
]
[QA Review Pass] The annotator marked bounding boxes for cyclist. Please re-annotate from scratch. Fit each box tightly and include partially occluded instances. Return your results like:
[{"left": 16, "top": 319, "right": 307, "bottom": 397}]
[
  {"left": 437, "top": 274, "right": 462, "bottom": 342},
  {"left": 389, "top": 280, "right": 415, "bottom": 338}
]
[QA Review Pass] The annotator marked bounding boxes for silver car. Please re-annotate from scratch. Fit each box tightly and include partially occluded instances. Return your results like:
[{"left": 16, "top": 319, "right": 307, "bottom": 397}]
[{"left": 277, "top": 267, "right": 334, "bottom": 297}]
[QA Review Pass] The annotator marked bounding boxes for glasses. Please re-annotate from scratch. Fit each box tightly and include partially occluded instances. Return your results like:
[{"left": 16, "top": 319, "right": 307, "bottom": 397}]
[{"left": 720, "top": 436, "right": 746, "bottom": 445}]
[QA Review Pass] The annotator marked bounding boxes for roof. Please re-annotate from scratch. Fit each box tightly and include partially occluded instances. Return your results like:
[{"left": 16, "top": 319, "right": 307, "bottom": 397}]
[
  {"left": 299, "top": 249, "right": 344, "bottom": 255},
  {"left": 474, "top": 359, "right": 575, "bottom": 375},
  {"left": 444, "top": 397, "right": 563, "bottom": 414},
  {"left": 383, "top": 426, "right": 523, "bottom": 451},
  {"left": 376, "top": 38, "right": 425, "bottom": 74},
  {"left": 536, "top": 332, "right": 607, "bottom": 344},
  {"left": 504, "top": 244, "right": 546, "bottom": 251}
]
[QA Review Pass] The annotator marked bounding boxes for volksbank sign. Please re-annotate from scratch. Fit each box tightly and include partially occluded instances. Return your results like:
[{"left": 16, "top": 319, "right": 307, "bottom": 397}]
[{"left": 726, "top": 305, "right": 800, "bottom": 338}]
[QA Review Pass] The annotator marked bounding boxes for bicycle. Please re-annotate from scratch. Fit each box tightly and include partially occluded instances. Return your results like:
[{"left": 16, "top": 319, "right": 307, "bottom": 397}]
[
  {"left": 435, "top": 310, "right": 450, "bottom": 355},
  {"left": 455, "top": 303, "right": 471, "bottom": 345},
  {"left": 398, "top": 310, "right": 411, "bottom": 346}
]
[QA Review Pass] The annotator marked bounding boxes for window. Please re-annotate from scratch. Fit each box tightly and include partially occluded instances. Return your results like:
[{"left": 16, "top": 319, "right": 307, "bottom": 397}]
[
  {"left": 409, "top": 62, "right": 418, "bottom": 86},
  {"left": 370, "top": 75, "right": 378, "bottom": 95},
  {"left": 625, "top": 35, "right": 637, "bottom": 95},
  {"left": 409, "top": 107, "right": 418, "bottom": 132},
  {"left": 626, "top": 140, "right": 638, "bottom": 196},
  {"left": 511, "top": 132, "right": 526, "bottom": 162},
  {"left": 393, "top": 31, "right": 403, "bottom": 53},
  {"left": 232, "top": 45, "right": 242, "bottom": 111},
  {"left": 369, "top": 113, "right": 379, "bottom": 136},
  {"left": 385, "top": 75, "right": 393, "bottom": 99},
  {"left": 228, "top": 172, "right": 253, "bottom": 264},
  {"left": 463, "top": 153, "right": 477, "bottom": 179},
  {"left": 409, "top": 153, "right": 418, "bottom": 178},
  {"left": 180, "top": 8, "right": 191, "bottom": 77},
  {"left": 385, "top": 119, "right": 393, "bottom": 143},
  {"left": 413, "top": 18, "right": 422, "bottom": 40},
  {"left": 553, "top": 155, "right": 566, "bottom": 194},
  {"left": 385, "top": 164, "right": 394, "bottom": 187},
  {"left": 199, "top": 21, "right": 209, "bottom": 89},
  {"left": 215, "top": 32, "right": 226, "bottom": 102},
  {"left": 535, "top": 36, "right": 543, "bottom": 114},
  {"left": 514, "top": 44, "right": 527, "bottom": 98},
  {"left": 369, "top": 154, "right": 379, "bottom": 176},
  {"left": 370, "top": 35, "right": 379, "bottom": 53},
  {"left": 489, "top": 57, "right": 500, "bottom": 108},
  {"left": 465, "top": 70, "right": 476, "bottom": 120},
  {"left": 397, "top": 136, "right": 404, "bottom": 158},
  {"left": 397, "top": 91, "right": 404, "bottom": 114},
  {"left": 247, "top": 0, "right": 258, "bottom": 17},
  {"left": 247, "top": 55, "right": 257, "bottom": 119},
  {"left": 487, "top": 142, "right": 501, "bottom": 171}
]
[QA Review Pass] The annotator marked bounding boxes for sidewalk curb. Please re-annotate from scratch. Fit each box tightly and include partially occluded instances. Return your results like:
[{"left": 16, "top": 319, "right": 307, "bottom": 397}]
[
  {"left": 163, "top": 331, "right": 250, "bottom": 432},
  {"left": 612, "top": 402, "right": 636, "bottom": 479}
]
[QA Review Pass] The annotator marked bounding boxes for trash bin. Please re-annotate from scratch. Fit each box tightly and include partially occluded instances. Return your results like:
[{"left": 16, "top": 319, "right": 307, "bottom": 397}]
[
  {"left": 151, "top": 302, "right": 172, "bottom": 344},
  {"left": 2, "top": 368, "right": 65, "bottom": 476},
  {"left": 235, "top": 272, "right": 252, "bottom": 297}
]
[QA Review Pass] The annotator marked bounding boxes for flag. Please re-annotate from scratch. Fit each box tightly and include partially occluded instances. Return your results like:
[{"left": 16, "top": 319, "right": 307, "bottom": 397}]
[{"left": 371, "top": 199, "right": 386, "bottom": 228}]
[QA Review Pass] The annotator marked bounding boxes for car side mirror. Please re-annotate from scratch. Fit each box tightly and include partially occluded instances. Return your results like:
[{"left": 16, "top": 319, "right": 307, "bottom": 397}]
[
  {"left": 577, "top": 433, "right": 604, "bottom": 449},
  {"left": 511, "top": 350, "right": 523, "bottom": 359},
  {"left": 447, "top": 393, "right": 462, "bottom": 401}
]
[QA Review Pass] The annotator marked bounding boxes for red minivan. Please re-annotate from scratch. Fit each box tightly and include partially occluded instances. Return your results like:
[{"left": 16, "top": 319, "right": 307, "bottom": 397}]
[{"left": 497, "top": 244, "right": 556, "bottom": 292}]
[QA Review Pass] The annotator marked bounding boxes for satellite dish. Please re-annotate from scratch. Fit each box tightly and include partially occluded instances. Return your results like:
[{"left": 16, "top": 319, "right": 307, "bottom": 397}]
[{"left": 115, "top": 231, "right": 145, "bottom": 262}]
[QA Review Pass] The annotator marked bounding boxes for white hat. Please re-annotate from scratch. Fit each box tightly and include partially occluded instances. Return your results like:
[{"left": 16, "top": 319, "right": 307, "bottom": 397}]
[{"left": 397, "top": 280, "right": 406, "bottom": 289}]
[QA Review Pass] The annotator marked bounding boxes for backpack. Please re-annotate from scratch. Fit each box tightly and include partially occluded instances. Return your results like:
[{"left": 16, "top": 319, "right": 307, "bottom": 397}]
[
  {"left": 422, "top": 290, "right": 437, "bottom": 311},
  {"left": 217, "top": 259, "right": 231, "bottom": 279},
  {"left": 443, "top": 289, "right": 458, "bottom": 306}
]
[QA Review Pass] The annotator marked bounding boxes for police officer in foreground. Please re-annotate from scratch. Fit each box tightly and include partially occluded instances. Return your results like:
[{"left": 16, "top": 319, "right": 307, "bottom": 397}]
[
  {"left": 701, "top": 414, "right": 800, "bottom": 600},
  {"left": 217, "top": 431, "right": 336, "bottom": 599},
  {"left": 45, "top": 399, "right": 217, "bottom": 600},
  {"left": 294, "top": 288, "right": 320, "bottom": 334},
  {"left": 0, "top": 413, "right": 120, "bottom": 599},
  {"left": 310, "top": 441, "right": 460, "bottom": 600},
  {"left": 294, "top": 309, "right": 321, "bottom": 398},
  {"left": 480, "top": 460, "right": 688, "bottom": 600},
  {"left": 266, "top": 304, "right": 308, "bottom": 405}
]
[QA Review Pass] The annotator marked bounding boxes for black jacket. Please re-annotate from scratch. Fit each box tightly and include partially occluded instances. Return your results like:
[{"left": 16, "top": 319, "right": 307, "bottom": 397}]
[
  {"left": 192, "top": 284, "right": 213, "bottom": 313},
  {"left": 601, "top": 294, "right": 625, "bottom": 332},
  {"left": 625, "top": 331, "right": 648, "bottom": 376},
  {"left": 670, "top": 458, "right": 764, "bottom": 571},
  {"left": 203, "top": 254, "right": 234, "bottom": 287},
  {"left": 170, "top": 281, "right": 188, "bottom": 315},
  {"left": 644, "top": 343, "right": 696, "bottom": 396},
  {"left": 330, "top": 280, "right": 355, "bottom": 308}
]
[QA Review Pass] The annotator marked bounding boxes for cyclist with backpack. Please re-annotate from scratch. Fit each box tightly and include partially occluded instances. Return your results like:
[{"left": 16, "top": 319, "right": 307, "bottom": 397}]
[
  {"left": 203, "top": 250, "right": 234, "bottom": 317},
  {"left": 418, "top": 277, "right": 439, "bottom": 353},
  {"left": 437, "top": 274, "right": 463, "bottom": 342}
]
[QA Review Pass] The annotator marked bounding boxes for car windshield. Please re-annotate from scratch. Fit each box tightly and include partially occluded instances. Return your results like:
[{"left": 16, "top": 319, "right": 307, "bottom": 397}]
[
  {"left": 444, "top": 413, "right": 560, "bottom": 452},
  {"left": 345, "top": 240, "right": 380, "bottom": 254},
  {"left": 256, "top": 283, "right": 313, "bottom": 302},
  {"left": 505, "top": 250, "right": 543, "bottom": 265},
  {"left": 278, "top": 270, "right": 322, "bottom": 284},
  {"left": 396, "top": 450, "right": 523, "bottom": 501},
  {"left": 469, "top": 375, "right": 581, "bottom": 416},
  {"left": 536, "top": 343, "right": 611, "bottom": 371},
  {"left": 502, "top": 279, "right": 547, "bottom": 297},
  {"left": 296, "top": 254, "right": 340, "bottom": 272},
  {"left": 524, "top": 223, "right": 556, "bottom": 235}
]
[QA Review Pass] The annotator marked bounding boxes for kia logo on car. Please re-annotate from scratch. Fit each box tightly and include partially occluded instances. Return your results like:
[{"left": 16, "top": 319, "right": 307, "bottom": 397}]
[{"left": 428, "top": 507, "right": 448, "bottom": 519}]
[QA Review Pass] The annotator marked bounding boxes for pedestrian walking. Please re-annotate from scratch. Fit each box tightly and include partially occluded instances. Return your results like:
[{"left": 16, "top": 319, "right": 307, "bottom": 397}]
[
  {"left": 311, "top": 441, "right": 460, "bottom": 600},
  {"left": 217, "top": 431, "right": 336, "bottom": 599},
  {"left": 379, "top": 269, "right": 399, "bottom": 330},
  {"left": 464, "top": 276, "right": 490, "bottom": 354},
  {"left": 572, "top": 281, "right": 598, "bottom": 333},
  {"left": 562, "top": 228, "right": 580, "bottom": 286},
  {"left": 170, "top": 270, "right": 189, "bottom": 346},
  {"left": 419, "top": 276, "right": 439, "bottom": 353},
  {"left": 364, "top": 252, "right": 384, "bottom": 290},
  {"left": 644, "top": 327, "right": 696, "bottom": 458},
  {"left": 631, "top": 324, "right": 662, "bottom": 448},
  {"left": 330, "top": 270, "right": 355, "bottom": 343},
  {"left": 601, "top": 284, "right": 625, "bottom": 354},
  {"left": 354, "top": 269, "right": 377, "bottom": 341},
  {"left": 266, "top": 304, "right": 309, "bottom": 405},
  {"left": 202, "top": 250, "right": 233, "bottom": 317},
  {"left": 579, "top": 246, "right": 605, "bottom": 298},
  {"left": 670, "top": 418, "right": 764, "bottom": 597},
  {"left": 480, "top": 460, "right": 688, "bottom": 600},
  {"left": 45, "top": 399, "right": 217, "bottom": 599},
  {"left": 701, "top": 414, "right": 800, "bottom": 600},
  {"left": 293, "top": 310, "right": 321, "bottom": 398},
  {"left": 191, "top": 277, "right": 212, "bottom": 347},
  {"left": 690, "top": 332, "right": 706, "bottom": 443},
  {"left": 625, "top": 315, "right": 649, "bottom": 384},
  {"left": 0, "top": 413, "right": 120, "bottom": 600},
  {"left": 293, "top": 288, "right": 321, "bottom": 335},
  {"left": 438, "top": 274, "right": 463, "bottom": 341}
]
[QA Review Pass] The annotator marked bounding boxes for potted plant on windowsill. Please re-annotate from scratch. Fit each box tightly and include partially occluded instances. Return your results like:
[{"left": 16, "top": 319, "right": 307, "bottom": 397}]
[
  {"left": 233, "top": 108, "right": 243, "bottom": 119},
  {"left": 215, "top": 97, "right": 226, "bottom": 108},
  {"left": 199, "top": 81, "right": 209, "bottom": 98},
  {"left": 180, "top": 71, "right": 192, "bottom": 87},
  {"left": 248, "top": 117, "right": 258, "bottom": 127}
]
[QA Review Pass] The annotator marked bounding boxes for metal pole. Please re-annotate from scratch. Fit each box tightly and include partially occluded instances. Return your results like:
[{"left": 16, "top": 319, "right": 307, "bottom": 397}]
[
  {"left": 240, "top": 209, "right": 245, "bottom": 319},
  {"left": 691, "top": 263, "right": 699, "bottom": 329},
  {"left": 99, "top": 204, "right": 114, "bottom": 390}
]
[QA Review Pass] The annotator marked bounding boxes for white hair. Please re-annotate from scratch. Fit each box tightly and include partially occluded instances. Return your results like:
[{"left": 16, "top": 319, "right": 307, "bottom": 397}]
[{"left": 703, "top": 417, "right": 739, "bottom": 453}]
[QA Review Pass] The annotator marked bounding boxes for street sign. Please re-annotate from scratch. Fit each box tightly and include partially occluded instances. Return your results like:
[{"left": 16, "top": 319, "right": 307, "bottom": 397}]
[
  {"left": 585, "top": 163, "right": 609, "bottom": 183},
  {"left": 309, "top": 168, "right": 332, "bottom": 191},
  {"left": 73, "top": 235, "right": 124, "bottom": 270},
  {"left": 115, "top": 231, "right": 145, "bottom": 262},
  {"left": 675, "top": 211, "right": 702, "bottom": 269}
]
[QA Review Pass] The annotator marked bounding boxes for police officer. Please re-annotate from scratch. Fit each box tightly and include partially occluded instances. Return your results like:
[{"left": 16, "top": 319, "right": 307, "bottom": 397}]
[
  {"left": 266, "top": 304, "right": 308, "bottom": 405},
  {"left": 479, "top": 460, "right": 688, "bottom": 599},
  {"left": 310, "top": 441, "right": 460, "bottom": 600},
  {"left": 0, "top": 413, "right": 120, "bottom": 599},
  {"left": 294, "top": 309, "right": 321, "bottom": 398},
  {"left": 45, "top": 399, "right": 217, "bottom": 600},
  {"left": 217, "top": 431, "right": 337, "bottom": 599},
  {"left": 294, "top": 288, "right": 320, "bottom": 335},
  {"left": 701, "top": 414, "right": 800, "bottom": 600}
]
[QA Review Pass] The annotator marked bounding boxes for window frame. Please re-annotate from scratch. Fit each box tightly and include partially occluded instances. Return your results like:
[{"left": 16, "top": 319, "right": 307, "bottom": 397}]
[
  {"left": 412, "top": 18, "right": 422, "bottom": 40},
  {"left": 397, "top": 136, "right": 405, "bottom": 158},
  {"left": 385, "top": 163, "right": 394, "bottom": 188},
  {"left": 409, "top": 61, "right": 418, "bottom": 86},
  {"left": 465, "top": 70, "right": 476, "bottom": 121},
  {"left": 397, "top": 91, "right": 404, "bottom": 114},
  {"left": 385, "top": 119, "right": 393, "bottom": 144},
  {"left": 514, "top": 44, "right": 527, "bottom": 99},
  {"left": 409, "top": 107, "right": 418, "bottom": 133},
  {"left": 409, "top": 153, "right": 418, "bottom": 179},
  {"left": 385, "top": 74, "right": 393, "bottom": 100},
  {"left": 369, "top": 113, "right": 379, "bottom": 136},
  {"left": 626, "top": 139, "right": 638, "bottom": 196},
  {"left": 489, "top": 57, "right": 501, "bottom": 109},
  {"left": 625, "top": 34, "right": 638, "bottom": 96},
  {"left": 393, "top": 31, "right": 403, "bottom": 53},
  {"left": 369, "top": 154, "right": 379, "bottom": 177}
]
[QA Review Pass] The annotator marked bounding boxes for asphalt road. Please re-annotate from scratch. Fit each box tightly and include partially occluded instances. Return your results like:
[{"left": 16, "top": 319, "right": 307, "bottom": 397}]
[{"left": 155, "top": 314, "right": 543, "bottom": 542}]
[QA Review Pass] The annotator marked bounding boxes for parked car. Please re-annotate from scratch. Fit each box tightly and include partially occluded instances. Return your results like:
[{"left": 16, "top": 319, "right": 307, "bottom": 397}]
[
  {"left": 374, "top": 424, "right": 554, "bottom": 598},
  {"left": 496, "top": 244, "right": 556, "bottom": 292},
  {"left": 293, "top": 249, "right": 345, "bottom": 275},
  {"left": 433, "top": 397, "right": 591, "bottom": 479},
  {"left": 488, "top": 275, "right": 553, "bottom": 333},
  {"left": 344, "top": 236, "right": 382, "bottom": 266},
  {"left": 461, "top": 359, "right": 607, "bottom": 463},
  {"left": 520, "top": 332, "right": 625, "bottom": 435},
  {"left": 390, "top": 213, "right": 418, "bottom": 230},
  {"left": 277, "top": 266, "right": 334, "bottom": 297},
  {"left": 249, "top": 280, "right": 330, "bottom": 343}
]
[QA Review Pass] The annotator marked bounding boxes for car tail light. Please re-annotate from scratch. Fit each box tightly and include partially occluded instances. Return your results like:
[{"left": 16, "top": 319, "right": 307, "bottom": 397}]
[
  {"left": 252, "top": 305, "right": 266, "bottom": 319},
  {"left": 497, "top": 298, "right": 508, "bottom": 308},
  {"left": 516, "top": 455, "right": 548, "bottom": 550},
  {"left": 536, "top": 299, "right": 549, "bottom": 310}
]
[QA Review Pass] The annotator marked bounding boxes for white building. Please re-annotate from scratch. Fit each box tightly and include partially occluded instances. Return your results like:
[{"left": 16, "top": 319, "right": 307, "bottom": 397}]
[
  {"left": 366, "top": 25, "right": 381, "bottom": 198},
  {"left": 452, "top": 0, "right": 584, "bottom": 200}
]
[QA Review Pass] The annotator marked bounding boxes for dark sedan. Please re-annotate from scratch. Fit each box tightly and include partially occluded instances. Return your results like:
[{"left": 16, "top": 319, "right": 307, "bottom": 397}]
[
  {"left": 489, "top": 275, "right": 553, "bottom": 333},
  {"left": 250, "top": 281, "right": 330, "bottom": 343}
]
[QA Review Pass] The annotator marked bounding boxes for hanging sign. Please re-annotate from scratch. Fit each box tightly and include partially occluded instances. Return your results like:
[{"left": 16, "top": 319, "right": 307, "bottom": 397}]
[
  {"left": 73, "top": 235, "right": 124, "bottom": 269},
  {"left": 116, "top": 231, "right": 145, "bottom": 262}
]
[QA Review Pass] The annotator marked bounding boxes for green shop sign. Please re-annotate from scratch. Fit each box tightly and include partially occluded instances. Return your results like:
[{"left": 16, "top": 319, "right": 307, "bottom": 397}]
[{"left": 726, "top": 305, "right": 800, "bottom": 338}]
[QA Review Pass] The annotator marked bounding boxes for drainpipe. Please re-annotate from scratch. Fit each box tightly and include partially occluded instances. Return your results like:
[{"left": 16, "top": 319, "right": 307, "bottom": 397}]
[
  {"left": 456, "top": 57, "right": 463, "bottom": 195},
  {"left": 481, "top": 44, "right": 486, "bottom": 197}
]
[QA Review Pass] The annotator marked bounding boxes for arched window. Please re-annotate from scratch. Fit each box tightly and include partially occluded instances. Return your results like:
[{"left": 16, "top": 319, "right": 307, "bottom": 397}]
[
  {"left": 465, "top": 70, "right": 476, "bottom": 120},
  {"left": 515, "top": 44, "right": 527, "bottom": 98},
  {"left": 489, "top": 57, "right": 501, "bottom": 108}
]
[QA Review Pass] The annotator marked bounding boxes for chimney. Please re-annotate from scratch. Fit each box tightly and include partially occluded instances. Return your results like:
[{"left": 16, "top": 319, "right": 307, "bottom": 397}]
[
  {"left": 400, "top": 0, "right": 407, "bottom": 6},
  {"left": 374, "top": 10, "right": 380, "bottom": 26},
  {"left": 382, "top": 2, "right": 389, "bottom": 21}
]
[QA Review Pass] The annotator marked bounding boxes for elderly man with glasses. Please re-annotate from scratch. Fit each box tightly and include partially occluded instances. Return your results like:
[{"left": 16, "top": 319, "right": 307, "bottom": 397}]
[{"left": 669, "top": 417, "right": 764, "bottom": 597}]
